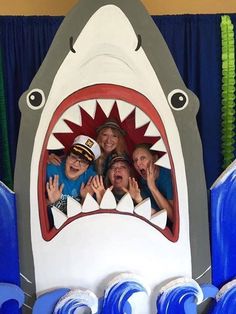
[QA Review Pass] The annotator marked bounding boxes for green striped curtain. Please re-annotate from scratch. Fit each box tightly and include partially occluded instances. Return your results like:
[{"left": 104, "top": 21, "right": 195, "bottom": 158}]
[{"left": 221, "top": 15, "right": 236, "bottom": 169}]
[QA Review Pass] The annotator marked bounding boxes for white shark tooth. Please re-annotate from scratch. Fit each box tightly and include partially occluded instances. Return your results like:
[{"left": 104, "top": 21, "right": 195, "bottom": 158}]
[
  {"left": 79, "top": 99, "right": 97, "bottom": 119},
  {"left": 51, "top": 206, "right": 67, "bottom": 229},
  {"left": 52, "top": 119, "right": 73, "bottom": 133},
  {"left": 47, "top": 134, "right": 65, "bottom": 150},
  {"left": 150, "top": 209, "right": 167, "bottom": 229},
  {"left": 134, "top": 198, "right": 151, "bottom": 220},
  {"left": 155, "top": 154, "right": 171, "bottom": 169},
  {"left": 135, "top": 107, "right": 150, "bottom": 128},
  {"left": 67, "top": 196, "right": 82, "bottom": 218},
  {"left": 97, "top": 99, "right": 115, "bottom": 117},
  {"left": 151, "top": 139, "right": 167, "bottom": 153},
  {"left": 117, "top": 100, "right": 135, "bottom": 122},
  {"left": 100, "top": 189, "right": 117, "bottom": 209},
  {"left": 61, "top": 103, "right": 82, "bottom": 125},
  {"left": 144, "top": 121, "right": 160, "bottom": 137},
  {"left": 116, "top": 193, "right": 134, "bottom": 213},
  {"left": 82, "top": 193, "right": 100, "bottom": 213}
]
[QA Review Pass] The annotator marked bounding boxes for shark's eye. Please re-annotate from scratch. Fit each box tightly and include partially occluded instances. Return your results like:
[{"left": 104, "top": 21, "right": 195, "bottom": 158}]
[
  {"left": 168, "top": 89, "right": 188, "bottom": 111},
  {"left": 27, "top": 89, "right": 45, "bottom": 110}
]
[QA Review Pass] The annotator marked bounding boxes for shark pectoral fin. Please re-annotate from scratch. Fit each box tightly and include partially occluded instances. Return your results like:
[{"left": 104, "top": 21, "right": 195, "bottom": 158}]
[
  {"left": 134, "top": 198, "right": 151, "bottom": 220},
  {"left": 150, "top": 209, "right": 167, "bottom": 230},
  {"left": 116, "top": 193, "right": 134, "bottom": 213},
  {"left": 67, "top": 196, "right": 82, "bottom": 218}
]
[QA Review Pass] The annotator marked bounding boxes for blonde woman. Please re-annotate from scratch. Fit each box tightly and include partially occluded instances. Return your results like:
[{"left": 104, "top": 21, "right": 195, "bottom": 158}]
[{"left": 95, "top": 119, "right": 127, "bottom": 176}]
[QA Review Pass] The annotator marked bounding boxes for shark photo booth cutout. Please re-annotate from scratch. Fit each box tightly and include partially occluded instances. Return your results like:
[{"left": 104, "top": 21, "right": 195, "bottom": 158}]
[{"left": 2, "top": 0, "right": 233, "bottom": 312}]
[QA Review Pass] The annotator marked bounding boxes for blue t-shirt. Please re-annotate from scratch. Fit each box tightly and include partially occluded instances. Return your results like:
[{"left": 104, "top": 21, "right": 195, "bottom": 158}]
[
  {"left": 140, "top": 167, "right": 173, "bottom": 212},
  {"left": 46, "top": 159, "right": 96, "bottom": 199}
]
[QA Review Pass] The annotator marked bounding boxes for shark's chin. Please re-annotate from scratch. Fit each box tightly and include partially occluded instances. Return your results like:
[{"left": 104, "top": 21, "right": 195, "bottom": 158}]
[{"left": 33, "top": 214, "right": 191, "bottom": 296}]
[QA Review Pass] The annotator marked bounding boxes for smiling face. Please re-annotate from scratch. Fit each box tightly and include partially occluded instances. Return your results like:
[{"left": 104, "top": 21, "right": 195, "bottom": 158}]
[
  {"left": 108, "top": 161, "right": 130, "bottom": 190},
  {"left": 133, "top": 147, "right": 157, "bottom": 180},
  {"left": 65, "top": 153, "right": 89, "bottom": 180},
  {"left": 98, "top": 127, "right": 120, "bottom": 155}
]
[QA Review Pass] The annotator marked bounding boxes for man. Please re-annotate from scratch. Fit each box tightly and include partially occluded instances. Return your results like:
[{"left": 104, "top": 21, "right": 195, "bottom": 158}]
[{"left": 46, "top": 135, "right": 101, "bottom": 213}]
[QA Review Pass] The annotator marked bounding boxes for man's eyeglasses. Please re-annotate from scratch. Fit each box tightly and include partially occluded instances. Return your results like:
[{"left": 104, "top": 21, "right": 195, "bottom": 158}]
[{"left": 68, "top": 154, "right": 89, "bottom": 167}]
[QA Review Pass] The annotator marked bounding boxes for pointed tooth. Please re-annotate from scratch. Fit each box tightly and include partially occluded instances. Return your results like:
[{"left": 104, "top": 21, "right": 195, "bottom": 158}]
[
  {"left": 82, "top": 193, "right": 99, "bottom": 213},
  {"left": 150, "top": 209, "right": 167, "bottom": 229},
  {"left": 144, "top": 121, "right": 160, "bottom": 137},
  {"left": 79, "top": 99, "right": 97, "bottom": 119},
  {"left": 61, "top": 104, "right": 82, "bottom": 125},
  {"left": 67, "top": 196, "right": 82, "bottom": 218},
  {"left": 47, "top": 134, "right": 65, "bottom": 150},
  {"left": 51, "top": 206, "right": 67, "bottom": 229},
  {"left": 52, "top": 119, "right": 73, "bottom": 133},
  {"left": 98, "top": 99, "right": 115, "bottom": 117},
  {"left": 117, "top": 100, "right": 135, "bottom": 122},
  {"left": 135, "top": 108, "right": 150, "bottom": 128},
  {"left": 151, "top": 139, "right": 167, "bottom": 153},
  {"left": 100, "top": 189, "right": 117, "bottom": 209},
  {"left": 116, "top": 193, "right": 134, "bottom": 213},
  {"left": 155, "top": 154, "right": 171, "bottom": 169},
  {"left": 134, "top": 198, "right": 151, "bottom": 220}
]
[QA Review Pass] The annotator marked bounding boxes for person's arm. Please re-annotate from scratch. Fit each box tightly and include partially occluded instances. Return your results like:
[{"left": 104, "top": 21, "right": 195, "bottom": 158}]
[
  {"left": 47, "top": 152, "right": 65, "bottom": 166},
  {"left": 146, "top": 164, "right": 173, "bottom": 221}
]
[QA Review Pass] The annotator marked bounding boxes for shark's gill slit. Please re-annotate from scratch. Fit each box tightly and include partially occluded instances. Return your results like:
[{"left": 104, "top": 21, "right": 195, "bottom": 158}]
[
  {"left": 135, "top": 34, "right": 142, "bottom": 51},
  {"left": 69, "top": 36, "right": 76, "bottom": 53},
  {"left": 40, "top": 85, "right": 178, "bottom": 242}
]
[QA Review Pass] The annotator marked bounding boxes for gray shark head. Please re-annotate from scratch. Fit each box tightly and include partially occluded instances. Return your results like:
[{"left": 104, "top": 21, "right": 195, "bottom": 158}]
[{"left": 14, "top": 0, "right": 210, "bottom": 310}]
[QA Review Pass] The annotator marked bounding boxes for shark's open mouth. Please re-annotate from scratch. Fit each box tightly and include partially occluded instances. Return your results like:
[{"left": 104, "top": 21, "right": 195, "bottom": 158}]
[{"left": 38, "top": 84, "right": 179, "bottom": 242}]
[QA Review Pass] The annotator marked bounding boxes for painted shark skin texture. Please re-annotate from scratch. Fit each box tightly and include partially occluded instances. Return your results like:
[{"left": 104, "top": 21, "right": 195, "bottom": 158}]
[{"left": 14, "top": 0, "right": 210, "bottom": 311}]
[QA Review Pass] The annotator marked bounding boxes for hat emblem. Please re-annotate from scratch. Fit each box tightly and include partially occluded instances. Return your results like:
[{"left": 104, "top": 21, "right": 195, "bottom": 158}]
[{"left": 85, "top": 138, "right": 94, "bottom": 148}]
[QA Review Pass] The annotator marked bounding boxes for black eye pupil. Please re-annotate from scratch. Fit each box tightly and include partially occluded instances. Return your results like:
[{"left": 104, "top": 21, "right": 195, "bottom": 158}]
[
  {"left": 171, "top": 92, "right": 187, "bottom": 109},
  {"left": 29, "top": 92, "right": 43, "bottom": 107}
]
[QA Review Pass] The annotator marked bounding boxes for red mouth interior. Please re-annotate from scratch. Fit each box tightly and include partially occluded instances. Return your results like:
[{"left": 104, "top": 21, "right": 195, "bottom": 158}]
[{"left": 38, "top": 84, "right": 179, "bottom": 242}]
